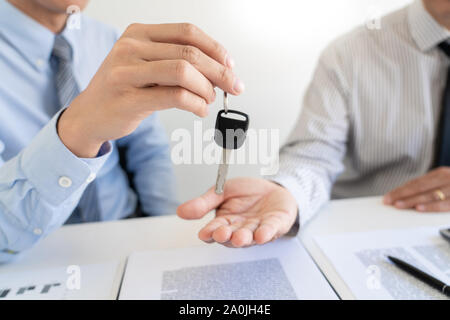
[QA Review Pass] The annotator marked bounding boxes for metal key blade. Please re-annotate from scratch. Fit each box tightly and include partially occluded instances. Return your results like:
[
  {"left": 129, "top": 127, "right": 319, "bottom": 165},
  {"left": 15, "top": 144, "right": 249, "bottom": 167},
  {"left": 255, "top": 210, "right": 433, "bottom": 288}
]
[
  {"left": 215, "top": 149, "right": 231, "bottom": 194},
  {"left": 223, "top": 91, "right": 228, "bottom": 113}
]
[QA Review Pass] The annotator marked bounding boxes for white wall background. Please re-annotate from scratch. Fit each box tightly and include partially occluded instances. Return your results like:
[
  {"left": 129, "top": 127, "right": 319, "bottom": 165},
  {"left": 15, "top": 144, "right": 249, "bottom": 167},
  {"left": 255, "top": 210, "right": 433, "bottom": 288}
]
[{"left": 84, "top": 0, "right": 411, "bottom": 204}]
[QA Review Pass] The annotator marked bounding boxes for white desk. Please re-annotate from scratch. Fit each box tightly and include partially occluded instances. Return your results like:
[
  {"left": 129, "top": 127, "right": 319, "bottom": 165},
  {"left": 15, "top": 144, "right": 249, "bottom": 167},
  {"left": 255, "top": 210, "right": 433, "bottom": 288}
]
[{"left": 1, "top": 196, "right": 449, "bottom": 299}]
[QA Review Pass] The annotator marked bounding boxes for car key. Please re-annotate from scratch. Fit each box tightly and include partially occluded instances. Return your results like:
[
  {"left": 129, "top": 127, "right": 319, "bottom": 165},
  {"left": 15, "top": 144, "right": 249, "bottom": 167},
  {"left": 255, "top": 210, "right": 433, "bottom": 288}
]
[{"left": 214, "top": 92, "right": 249, "bottom": 194}]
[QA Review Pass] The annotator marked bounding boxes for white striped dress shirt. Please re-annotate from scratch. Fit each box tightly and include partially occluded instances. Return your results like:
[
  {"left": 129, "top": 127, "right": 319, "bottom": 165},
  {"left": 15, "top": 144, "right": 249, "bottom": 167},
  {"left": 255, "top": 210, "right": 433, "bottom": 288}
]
[{"left": 271, "top": 0, "right": 450, "bottom": 225}]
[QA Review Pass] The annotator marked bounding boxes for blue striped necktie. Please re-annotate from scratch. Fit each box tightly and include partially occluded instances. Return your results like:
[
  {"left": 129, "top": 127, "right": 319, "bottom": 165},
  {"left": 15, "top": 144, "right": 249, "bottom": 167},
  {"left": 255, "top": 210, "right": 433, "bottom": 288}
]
[
  {"left": 51, "top": 34, "right": 100, "bottom": 222},
  {"left": 52, "top": 34, "right": 80, "bottom": 109},
  {"left": 435, "top": 41, "right": 450, "bottom": 167}
]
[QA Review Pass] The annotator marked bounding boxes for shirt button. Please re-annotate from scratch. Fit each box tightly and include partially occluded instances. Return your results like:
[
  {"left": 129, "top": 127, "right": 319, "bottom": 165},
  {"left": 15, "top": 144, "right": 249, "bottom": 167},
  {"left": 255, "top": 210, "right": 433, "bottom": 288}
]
[
  {"left": 36, "top": 59, "right": 44, "bottom": 67},
  {"left": 86, "top": 173, "right": 96, "bottom": 183},
  {"left": 33, "top": 228, "right": 43, "bottom": 235},
  {"left": 58, "top": 176, "right": 72, "bottom": 188}
]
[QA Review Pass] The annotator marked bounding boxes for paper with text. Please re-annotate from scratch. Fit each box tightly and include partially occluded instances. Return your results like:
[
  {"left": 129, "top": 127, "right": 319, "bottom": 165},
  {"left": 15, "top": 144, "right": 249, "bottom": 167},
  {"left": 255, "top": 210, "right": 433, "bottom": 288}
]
[
  {"left": 0, "top": 262, "right": 121, "bottom": 300},
  {"left": 315, "top": 226, "right": 450, "bottom": 300},
  {"left": 119, "top": 238, "right": 337, "bottom": 300}
]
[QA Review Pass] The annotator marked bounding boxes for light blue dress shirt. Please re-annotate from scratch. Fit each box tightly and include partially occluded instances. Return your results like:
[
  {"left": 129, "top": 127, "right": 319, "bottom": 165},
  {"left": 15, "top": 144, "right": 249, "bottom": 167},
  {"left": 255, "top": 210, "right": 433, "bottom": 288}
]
[{"left": 0, "top": 0, "right": 177, "bottom": 263}]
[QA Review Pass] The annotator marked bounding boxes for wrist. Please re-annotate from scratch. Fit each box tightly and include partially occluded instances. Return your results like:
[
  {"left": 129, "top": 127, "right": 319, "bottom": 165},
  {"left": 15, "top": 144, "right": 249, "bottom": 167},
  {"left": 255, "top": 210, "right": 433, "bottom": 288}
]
[
  {"left": 57, "top": 106, "right": 104, "bottom": 158},
  {"left": 270, "top": 180, "right": 299, "bottom": 215}
]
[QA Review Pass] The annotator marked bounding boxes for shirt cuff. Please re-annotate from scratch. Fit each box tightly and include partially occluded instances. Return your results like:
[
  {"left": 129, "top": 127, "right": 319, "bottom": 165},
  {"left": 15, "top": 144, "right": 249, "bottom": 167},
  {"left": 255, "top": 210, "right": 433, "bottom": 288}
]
[
  {"left": 0, "top": 249, "right": 19, "bottom": 264},
  {"left": 20, "top": 110, "right": 112, "bottom": 206},
  {"left": 269, "top": 174, "right": 308, "bottom": 229}
]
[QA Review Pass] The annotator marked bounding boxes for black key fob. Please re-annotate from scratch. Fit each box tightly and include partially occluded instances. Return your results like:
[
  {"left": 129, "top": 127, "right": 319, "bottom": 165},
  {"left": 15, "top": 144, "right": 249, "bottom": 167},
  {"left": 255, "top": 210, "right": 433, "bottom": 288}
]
[{"left": 214, "top": 109, "right": 249, "bottom": 149}]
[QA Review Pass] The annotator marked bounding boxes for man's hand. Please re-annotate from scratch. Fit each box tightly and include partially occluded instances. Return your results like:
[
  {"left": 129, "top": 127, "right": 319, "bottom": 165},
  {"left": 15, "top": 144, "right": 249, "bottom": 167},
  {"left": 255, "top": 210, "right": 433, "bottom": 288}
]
[
  {"left": 384, "top": 167, "right": 450, "bottom": 212},
  {"left": 58, "top": 23, "right": 244, "bottom": 158},
  {"left": 177, "top": 178, "right": 298, "bottom": 247}
]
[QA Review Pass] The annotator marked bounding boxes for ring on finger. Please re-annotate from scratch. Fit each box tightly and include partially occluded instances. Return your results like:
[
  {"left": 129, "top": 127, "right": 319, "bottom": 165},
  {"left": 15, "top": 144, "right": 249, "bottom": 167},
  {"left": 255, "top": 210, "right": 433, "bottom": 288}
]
[{"left": 434, "top": 189, "right": 446, "bottom": 201}]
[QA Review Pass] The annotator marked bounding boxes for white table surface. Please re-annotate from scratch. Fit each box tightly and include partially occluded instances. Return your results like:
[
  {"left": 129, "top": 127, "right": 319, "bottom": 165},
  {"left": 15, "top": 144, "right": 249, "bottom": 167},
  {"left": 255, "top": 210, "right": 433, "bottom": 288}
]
[{"left": 1, "top": 196, "right": 449, "bottom": 299}]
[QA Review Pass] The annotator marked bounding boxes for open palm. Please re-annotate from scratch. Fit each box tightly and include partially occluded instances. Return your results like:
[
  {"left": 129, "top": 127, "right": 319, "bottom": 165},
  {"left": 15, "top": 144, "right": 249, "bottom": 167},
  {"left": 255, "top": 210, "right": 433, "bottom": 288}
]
[{"left": 177, "top": 177, "right": 298, "bottom": 247}]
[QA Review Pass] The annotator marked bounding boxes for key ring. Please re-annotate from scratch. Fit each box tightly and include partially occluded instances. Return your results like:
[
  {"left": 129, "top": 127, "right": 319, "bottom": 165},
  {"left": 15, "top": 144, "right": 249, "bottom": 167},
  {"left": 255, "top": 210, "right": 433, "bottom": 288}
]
[{"left": 223, "top": 91, "right": 228, "bottom": 113}]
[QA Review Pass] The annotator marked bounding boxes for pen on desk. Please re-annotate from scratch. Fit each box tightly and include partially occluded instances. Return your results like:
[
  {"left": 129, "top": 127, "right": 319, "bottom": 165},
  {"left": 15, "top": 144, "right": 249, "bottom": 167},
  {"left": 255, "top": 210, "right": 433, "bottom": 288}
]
[{"left": 387, "top": 255, "right": 450, "bottom": 297}]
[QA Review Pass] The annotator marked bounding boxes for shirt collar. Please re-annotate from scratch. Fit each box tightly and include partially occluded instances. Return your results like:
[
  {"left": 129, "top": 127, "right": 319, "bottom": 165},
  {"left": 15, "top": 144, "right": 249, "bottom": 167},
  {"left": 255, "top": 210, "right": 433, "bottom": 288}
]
[
  {"left": 0, "top": 0, "right": 81, "bottom": 70},
  {"left": 408, "top": 0, "right": 450, "bottom": 52},
  {"left": 0, "top": 0, "right": 55, "bottom": 69}
]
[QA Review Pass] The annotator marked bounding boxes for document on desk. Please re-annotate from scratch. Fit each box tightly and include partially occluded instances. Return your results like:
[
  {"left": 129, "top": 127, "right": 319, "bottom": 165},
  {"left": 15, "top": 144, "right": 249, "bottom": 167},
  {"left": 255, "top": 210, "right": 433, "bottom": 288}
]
[
  {"left": 315, "top": 226, "right": 450, "bottom": 300},
  {"left": 0, "top": 262, "right": 121, "bottom": 300},
  {"left": 119, "top": 238, "right": 337, "bottom": 300}
]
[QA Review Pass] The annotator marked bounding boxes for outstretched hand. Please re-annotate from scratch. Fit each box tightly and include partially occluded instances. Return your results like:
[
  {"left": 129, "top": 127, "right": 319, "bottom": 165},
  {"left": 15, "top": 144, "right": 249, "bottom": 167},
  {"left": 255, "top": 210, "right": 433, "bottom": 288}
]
[{"left": 177, "top": 178, "right": 298, "bottom": 248}]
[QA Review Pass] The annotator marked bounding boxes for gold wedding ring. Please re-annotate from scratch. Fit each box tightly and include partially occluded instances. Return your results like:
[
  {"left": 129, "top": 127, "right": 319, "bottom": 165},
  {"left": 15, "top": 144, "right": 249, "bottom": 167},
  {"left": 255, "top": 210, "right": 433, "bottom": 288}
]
[{"left": 434, "top": 189, "right": 446, "bottom": 201}]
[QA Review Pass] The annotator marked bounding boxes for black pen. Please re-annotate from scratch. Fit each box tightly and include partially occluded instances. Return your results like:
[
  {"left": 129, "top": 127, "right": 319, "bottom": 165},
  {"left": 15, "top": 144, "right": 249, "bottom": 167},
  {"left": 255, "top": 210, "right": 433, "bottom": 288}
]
[{"left": 387, "top": 255, "right": 450, "bottom": 297}]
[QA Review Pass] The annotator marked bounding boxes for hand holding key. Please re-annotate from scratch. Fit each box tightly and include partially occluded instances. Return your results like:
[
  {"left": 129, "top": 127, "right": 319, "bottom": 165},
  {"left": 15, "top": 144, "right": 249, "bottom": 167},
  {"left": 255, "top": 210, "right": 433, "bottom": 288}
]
[
  {"left": 177, "top": 177, "right": 298, "bottom": 247},
  {"left": 58, "top": 23, "right": 244, "bottom": 158},
  {"left": 177, "top": 93, "right": 298, "bottom": 247}
]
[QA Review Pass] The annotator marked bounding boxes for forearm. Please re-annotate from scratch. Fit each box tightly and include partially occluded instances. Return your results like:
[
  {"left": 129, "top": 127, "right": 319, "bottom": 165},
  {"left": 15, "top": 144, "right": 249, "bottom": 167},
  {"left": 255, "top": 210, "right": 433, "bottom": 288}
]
[{"left": 269, "top": 45, "right": 351, "bottom": 226}]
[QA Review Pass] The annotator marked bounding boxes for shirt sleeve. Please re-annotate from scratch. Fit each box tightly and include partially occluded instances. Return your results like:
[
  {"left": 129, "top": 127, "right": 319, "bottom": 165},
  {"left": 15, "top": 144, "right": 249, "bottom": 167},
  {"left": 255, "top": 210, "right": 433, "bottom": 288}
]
[
  {"left": 269, "top": 44, "right": 351, "bottom": 227},
  {"left": 0, "top": 110, "right": 111, "bottom": 263},
  {"left": 117, "top": 113, "right": 177, "bottom": 216}
]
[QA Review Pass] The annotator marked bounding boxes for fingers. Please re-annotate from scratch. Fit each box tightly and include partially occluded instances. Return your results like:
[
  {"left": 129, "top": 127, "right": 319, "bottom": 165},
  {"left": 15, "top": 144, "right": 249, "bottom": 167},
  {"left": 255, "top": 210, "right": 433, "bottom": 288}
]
[
  {"left": 135, "top": 42, "right": 240, "bottom": 95},
  {"left": 121, "top": 23, "right": 244, "bottom": 95},
  {"left": 125, "top": 60, "right": 216, "bottom": 104},
  {"left": 415, "top": 199, "right": 450, "bottom": 212},
  {"left": 213, "top": 222, "right": 241, "bottom": 244},
  {"left": 230, "top": 219, "right": 260, "bottom": 247},
  {"left": 201, "top": 218, "right": 261, "bottom": 247},
  {"left": 178, "top": 178, "right": 272, "bottom": 221},
  {"left": 227, "top": 214, "right": 285, "bottom": 247},
  {"left": 199, "top": 217, "right": 230, "bottom": 243},
  {"left": 125, "top": 23, "right": 229, "bottom": 67},
  {"left": 383, "top": 167, "right": 450, "bottom": 213},
  {"left": 384, "top": 167, "right": 450, "bottom": 204},
  {"left": 254, "top": 215, "right": 284, "bottom": 245},
  {"left": 135, "top": 85, "right": 209, "bottom": 117},
  {"left": 198, "top": 213, "right": 289, "bottom": 248},
  {"left": 177, "top": 186, "right": 224, "bottom": 220},
  {"left": 392, "top": 186, "right": 450, "bottom": 209},
  {"left": 198, "top": 216, "right": 243, "bottom": 243}
]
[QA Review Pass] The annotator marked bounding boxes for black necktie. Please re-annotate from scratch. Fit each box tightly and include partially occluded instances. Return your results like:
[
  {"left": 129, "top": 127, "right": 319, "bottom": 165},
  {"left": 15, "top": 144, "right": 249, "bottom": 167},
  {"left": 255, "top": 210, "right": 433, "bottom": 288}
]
[{"left": 435, "top": 41, "right": 450, "bottom": 166}]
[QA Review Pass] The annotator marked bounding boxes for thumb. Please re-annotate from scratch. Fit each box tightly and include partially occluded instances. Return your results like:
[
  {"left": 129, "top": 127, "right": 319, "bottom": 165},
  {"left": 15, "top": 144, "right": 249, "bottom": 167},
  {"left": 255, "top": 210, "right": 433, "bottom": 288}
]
[{"left": 177, "top": 186, "right": 224, "bottom": 220}]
